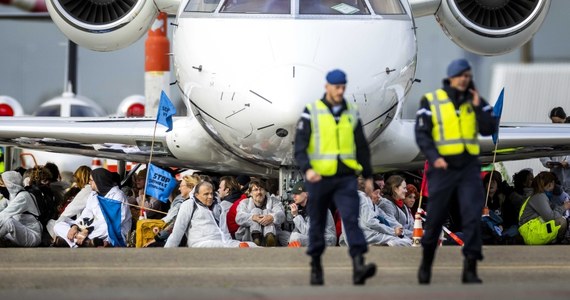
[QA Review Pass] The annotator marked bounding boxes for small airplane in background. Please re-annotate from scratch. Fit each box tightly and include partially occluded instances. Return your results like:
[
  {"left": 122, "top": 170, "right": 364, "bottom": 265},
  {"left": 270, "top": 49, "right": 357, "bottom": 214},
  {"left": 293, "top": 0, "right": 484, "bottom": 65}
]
[{"left": 2, "top": 0, "right": 570, "bottom": 195}]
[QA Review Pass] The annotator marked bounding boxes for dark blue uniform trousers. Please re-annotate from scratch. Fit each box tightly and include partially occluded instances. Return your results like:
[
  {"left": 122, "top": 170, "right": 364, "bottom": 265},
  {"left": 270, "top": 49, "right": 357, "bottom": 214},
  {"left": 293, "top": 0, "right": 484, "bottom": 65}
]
[
  {"left": 306, "top": 175, "right": 367, "bottom": 258},
  {"left": 422, "top": 159, "right": 484, "bottom": 260}
]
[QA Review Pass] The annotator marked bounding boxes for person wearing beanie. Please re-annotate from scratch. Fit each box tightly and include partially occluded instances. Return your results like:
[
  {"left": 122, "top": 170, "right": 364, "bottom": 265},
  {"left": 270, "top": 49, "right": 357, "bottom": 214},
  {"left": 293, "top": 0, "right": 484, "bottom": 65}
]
[
  {"left": 414, "top": 59, "right": 498, "bottom": 284},
  {"left": 294, "top": 69, "right": 376, "bottom": 286}
]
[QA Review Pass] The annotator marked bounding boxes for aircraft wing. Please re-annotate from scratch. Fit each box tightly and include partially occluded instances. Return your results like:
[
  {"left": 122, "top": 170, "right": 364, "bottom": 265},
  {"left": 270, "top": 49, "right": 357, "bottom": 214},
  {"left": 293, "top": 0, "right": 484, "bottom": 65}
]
[
  {"left": 0, "top": 116, "right": 276, "bottom": 176},
  {"left": 478, "top": 122, "right": 570, "bottom": 163}
]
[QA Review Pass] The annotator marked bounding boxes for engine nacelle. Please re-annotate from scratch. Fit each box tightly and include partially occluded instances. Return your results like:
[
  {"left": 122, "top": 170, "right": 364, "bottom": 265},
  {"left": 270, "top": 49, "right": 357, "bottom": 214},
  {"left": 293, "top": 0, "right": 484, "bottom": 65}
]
[
  {"left": 46, "top": 0, "right": 159, "bottom": 51},
  {"left": 435, "top": 0, "right": 551, "bottom": 55}
]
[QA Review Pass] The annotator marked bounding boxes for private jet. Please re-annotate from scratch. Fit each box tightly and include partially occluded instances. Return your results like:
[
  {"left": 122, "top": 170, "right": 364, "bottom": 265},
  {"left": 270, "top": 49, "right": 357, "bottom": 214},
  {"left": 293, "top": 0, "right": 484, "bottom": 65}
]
[{"left": 1, "top": 0, "right": 569, "bottom": 194}]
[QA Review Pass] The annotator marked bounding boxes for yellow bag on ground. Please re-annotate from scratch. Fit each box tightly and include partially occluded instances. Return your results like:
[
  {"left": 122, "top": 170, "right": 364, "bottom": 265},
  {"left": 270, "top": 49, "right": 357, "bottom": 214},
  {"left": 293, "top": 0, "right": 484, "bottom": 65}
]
[{"left": 135, "top": 219, "right": 165, "bottom": 248}]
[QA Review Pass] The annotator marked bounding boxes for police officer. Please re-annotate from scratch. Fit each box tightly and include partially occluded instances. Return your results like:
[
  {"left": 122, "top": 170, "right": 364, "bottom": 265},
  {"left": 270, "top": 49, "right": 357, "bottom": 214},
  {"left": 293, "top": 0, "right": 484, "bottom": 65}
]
[
  {"left": 415, "top": 59, "right": 497, "bottom": 284},
  {"left": 294, "top": 69, "right": 376, "bottom": 286}
]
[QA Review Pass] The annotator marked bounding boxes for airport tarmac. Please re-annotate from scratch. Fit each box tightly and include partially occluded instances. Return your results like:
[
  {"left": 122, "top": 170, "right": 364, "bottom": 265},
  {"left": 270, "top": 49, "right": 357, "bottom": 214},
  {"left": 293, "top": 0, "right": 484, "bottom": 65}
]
[{"left": 0, "top": 245, "right": 569, "bottom": 299}]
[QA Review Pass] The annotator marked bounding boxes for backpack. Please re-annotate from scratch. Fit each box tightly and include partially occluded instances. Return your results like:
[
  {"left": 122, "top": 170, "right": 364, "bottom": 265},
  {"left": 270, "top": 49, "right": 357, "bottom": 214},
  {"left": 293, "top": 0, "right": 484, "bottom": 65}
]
[{"left": 18, "top": 185, "right": 58, "bottom": 227}]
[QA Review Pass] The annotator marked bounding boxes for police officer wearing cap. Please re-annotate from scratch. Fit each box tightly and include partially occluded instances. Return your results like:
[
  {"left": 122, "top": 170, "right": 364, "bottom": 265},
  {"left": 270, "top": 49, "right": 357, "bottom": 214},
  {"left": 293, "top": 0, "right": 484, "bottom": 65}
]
[
  {"left": 294, "top": 69, "right": 376, "bottom": 286},
  {"left": 415, "top": 59, "right": 497, "bottom": 284}
]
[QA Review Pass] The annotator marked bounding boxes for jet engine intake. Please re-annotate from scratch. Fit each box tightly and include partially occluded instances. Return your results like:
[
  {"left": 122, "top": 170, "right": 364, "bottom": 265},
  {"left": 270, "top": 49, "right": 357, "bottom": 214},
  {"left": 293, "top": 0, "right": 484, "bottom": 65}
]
[
  {"left": 435, "top": 0, "right": 550, "bottom": 55},
  {"left": 46, "top": 0, "right": 158, "bottom": 51}
]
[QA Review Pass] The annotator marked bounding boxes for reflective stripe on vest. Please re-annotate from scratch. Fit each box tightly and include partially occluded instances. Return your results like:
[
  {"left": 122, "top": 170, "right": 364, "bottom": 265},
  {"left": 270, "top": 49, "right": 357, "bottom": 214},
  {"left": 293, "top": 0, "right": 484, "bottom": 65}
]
[
  {"left": 425, "top": 89, "right": 479, "bottom": 156},
  {"left": 307, "top": 99, "right": 363, "bottom": 176}
]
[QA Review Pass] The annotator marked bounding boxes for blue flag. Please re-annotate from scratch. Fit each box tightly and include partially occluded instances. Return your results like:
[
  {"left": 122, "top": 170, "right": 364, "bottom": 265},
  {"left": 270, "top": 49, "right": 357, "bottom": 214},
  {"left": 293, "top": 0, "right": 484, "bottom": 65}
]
[
  {"left": 157, "top": 91, "right": 176, "bottom": 132},
  {"left": 145, "top": 163, "right": 177, "bottom": 203},
  {"left": 492, "top": 88, "right": 504, "bottom": 145},
  {"left": 97, "top": 196, "right": 126, "bottom": 247}
]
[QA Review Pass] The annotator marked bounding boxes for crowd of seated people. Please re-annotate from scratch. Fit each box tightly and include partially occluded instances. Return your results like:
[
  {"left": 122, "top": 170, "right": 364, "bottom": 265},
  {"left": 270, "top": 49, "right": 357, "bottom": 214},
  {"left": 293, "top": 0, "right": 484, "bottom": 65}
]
[{"left": 1, "top": 159, "right": 569, "bottom": 248}]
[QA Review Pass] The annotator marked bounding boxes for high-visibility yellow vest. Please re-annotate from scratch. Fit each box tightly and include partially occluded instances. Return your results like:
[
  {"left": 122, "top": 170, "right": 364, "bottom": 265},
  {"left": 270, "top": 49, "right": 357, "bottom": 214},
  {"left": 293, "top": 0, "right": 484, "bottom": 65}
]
[
  {"left": 518, "top": 196, "right": 560, "bottom": 245},
  {"left": 307, "top": 99, "right": 363, "bottom": 176},
  {"left": 425, "top": 89, "right": 479, "bottom": 156}
]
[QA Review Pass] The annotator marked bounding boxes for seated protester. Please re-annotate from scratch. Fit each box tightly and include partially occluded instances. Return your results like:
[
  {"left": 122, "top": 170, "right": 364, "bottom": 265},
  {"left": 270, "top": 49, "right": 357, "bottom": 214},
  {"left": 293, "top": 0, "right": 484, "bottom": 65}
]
[
  {"left": 164, "top": 181, "right": 256, "bottom": 248},
  {"left": 148, "top": 174, "right": 200, "bottom": 247},
  {"left": 519, "top": 171, "right": 570, "bottom": 245},
  {"left": 504, "top": 169, "right": 533, "bottom": 230},
  {"left": 218, "top": 176, "right": 243, "bottom": 213},
  {"left": 404, "top": 184, "right": 419, "bottom": 219},
  {"left": 288, "top": 181, "right": 336, "bottom": 247},
  {"left": 0, "top": 171, "right": 42, "bottom": 247},
  {"left": 46, "top": 166, "right": 92, "bottom": 239},
  {"left": 483, "top": 172, "right": 507, "bottom": 217},
  {"left": 235, "top": 179, "right": 285, "bottom": 246},
  {"left": 378, "top": 175, "right": 413, "bottom": 238},
  {"left": 340, "top": 178, "right": 411, "bottom": 247},
  {"left": 135, "top": 168, "right": 169, "bottom": 220},
  {"left": 53, "top": 168, "right": 131, "bottom": 247},
  {"left": 44, "top": 162, "right": 69, "bottom": 209},
  {"left": 226, "top": 175, "right": 251, "bottom": 238}
]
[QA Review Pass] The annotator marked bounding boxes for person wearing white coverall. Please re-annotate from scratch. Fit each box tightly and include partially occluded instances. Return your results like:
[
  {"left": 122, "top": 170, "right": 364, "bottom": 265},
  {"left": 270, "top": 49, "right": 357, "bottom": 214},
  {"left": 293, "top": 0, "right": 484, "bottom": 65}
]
[
  {"left": 235, "top": 179, "right": 286, "bottom": 246},
  {"left": 288, "top": 181, "right": 336, "bottom": 247},
  {"left": 46, "top": 165, "right": 92, "bottom": 239},
  {"left": 165, "top": 181, "right": 257, "bottom": 248},
  {"left": 340, "top": 185, "right": 411, "bottom": 247},
  {"left": 0, "top": 171, "right": 42, "bottom": 247},
  {"left": 53, "top": 168, "right": 131, "bottom": 247}
]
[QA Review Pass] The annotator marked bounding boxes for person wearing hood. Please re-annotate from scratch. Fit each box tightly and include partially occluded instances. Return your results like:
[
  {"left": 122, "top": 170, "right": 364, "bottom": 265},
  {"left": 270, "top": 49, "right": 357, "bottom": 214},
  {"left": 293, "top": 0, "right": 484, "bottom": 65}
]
[
  {"left": 164, "top": 181, "right": 256, "bottom": 248},
  {"left": 53, "top": 168, "right": 131, "bottom": 247},
  {"left": 414, "top": 59, "right": 497, "bottom": 284},
  {"left": 0, "top": 171, "right": 42, "bottom": 247}
]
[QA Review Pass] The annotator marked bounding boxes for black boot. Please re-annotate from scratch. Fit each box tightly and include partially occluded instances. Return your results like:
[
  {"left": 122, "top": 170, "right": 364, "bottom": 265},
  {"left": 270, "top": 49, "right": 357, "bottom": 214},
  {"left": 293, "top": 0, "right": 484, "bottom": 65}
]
[
  {"left": 462, "top": 258, "right": 482, "bottom": 284},
  {"left": 352, "top": 255, "right": 376, "bottom": 285},
  {"left": 310, "top": 256, "right": 324, "bottom": 285},
  {"left": 418, "top": 247, "right": 435, "bottom": 284}
]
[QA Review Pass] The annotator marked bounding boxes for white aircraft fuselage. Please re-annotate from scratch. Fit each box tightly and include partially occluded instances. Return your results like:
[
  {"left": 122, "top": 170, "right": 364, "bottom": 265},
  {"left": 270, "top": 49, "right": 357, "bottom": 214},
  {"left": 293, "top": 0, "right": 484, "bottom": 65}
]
[{"left": 172, "top": 7, "right": 417, "bottom": 169}]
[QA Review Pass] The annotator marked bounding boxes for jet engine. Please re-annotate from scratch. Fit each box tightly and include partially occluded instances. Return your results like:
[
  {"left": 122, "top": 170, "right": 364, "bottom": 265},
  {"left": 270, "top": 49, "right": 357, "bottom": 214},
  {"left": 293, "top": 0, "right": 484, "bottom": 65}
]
[
  {"left": 46, "top": 0, "right": 158, "bottom": 51},
  {"left": 435, "top": 0, "right": 551, "bottom": 55}
]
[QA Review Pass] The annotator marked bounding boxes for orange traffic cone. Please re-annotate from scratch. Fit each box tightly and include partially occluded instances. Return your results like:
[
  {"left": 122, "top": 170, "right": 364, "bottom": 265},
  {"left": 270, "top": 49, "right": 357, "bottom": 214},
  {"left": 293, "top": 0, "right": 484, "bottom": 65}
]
[
  {"left": 412, "top": 213, "right": 423, "bottom": 247},
  {"left": 239, "top": 242, "right": 250, "bottom": 248},
  {"left": 482, "top": 206, "right": 490, "bottom": 217},
  {"left": 288, "top": 240, "right": 302, "bottom": 248}
]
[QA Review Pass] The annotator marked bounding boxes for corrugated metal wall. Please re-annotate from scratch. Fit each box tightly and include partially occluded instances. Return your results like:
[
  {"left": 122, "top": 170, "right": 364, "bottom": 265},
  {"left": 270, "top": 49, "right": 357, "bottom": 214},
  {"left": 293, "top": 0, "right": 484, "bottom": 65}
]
[{"left": 489, "top": 63, "right": 570, "bottom": 181}]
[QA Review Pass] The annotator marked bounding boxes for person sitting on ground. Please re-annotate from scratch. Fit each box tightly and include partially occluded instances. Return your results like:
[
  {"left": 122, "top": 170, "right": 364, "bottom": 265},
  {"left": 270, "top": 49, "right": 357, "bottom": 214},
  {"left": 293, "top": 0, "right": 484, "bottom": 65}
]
[
  {"left": 44, "top": 162, "right": 69, "bottom": 209},
  {"left": 134, "top": 168, "right": 170, "bottom": 220},
  {"left": 235, "top": 179, "right": 285, "bottom": 246},
  {"left": 147, "top": 174, "right": 201, "bottom": 247},
  {"left": 46, "top": 165, "right": 92, "bottom": 239},
  {"left": 518, "top": 171, "right": 570, "bottom": 245},
  {"left": 218, "top": 176, "right": 243, "bottom": 213},
  {"left": 164, "top": 181, "right": 256, "bottom": 248},
  {"left": 404, "top": 184, "right": 419, "bottom": 219},
  {"left": 503, "top": 169, "right": 533, "bottom": 231},
  {"left": 288, "top": 181, "right": 336, "bottom": 247},
  {"left": 226, "top": 175, "right": 250, "bottom": 238},
  {"left": 341, "top": 178, "right": 410, "bottom": 247},
  {"left": 53, "top": 168, "right": 131, "bottom": 247},
  {"left": 378, "top": 175, "right": 413, "bottom": 238},
  {"left": 0, "top": 171, "right": 42, "bottom": 247}
]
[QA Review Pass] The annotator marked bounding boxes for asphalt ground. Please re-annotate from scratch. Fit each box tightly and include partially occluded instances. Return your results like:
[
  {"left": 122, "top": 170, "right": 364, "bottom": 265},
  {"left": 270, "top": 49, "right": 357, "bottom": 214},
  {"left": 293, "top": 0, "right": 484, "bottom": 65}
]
[{"left": 0, "top": 245, "right": 568, "bottom": 300}]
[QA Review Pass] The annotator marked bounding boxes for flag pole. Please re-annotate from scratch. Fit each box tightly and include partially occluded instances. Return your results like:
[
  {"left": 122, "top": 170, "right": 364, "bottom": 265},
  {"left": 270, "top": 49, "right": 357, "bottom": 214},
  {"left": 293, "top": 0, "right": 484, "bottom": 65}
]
[
  {"left": 417, "top": 160, "right": 428, "bottom": 213},
  {"left": 141, "top": 117, "right": 159, "bottom": 219},
  {"left": 483, "top": 88, "right": 504, "bottom": 216}
]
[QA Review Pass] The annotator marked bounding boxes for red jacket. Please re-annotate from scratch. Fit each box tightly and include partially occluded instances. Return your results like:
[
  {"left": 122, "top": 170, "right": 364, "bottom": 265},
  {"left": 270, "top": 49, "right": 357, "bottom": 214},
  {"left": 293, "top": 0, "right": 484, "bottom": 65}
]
[{"left": 226, "top": 194, "right": 248, "bottom": 238}]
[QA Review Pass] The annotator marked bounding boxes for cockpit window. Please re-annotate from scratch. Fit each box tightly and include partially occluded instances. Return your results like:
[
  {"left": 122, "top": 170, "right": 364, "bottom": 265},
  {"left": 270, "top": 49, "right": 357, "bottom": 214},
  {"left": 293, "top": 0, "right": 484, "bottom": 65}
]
[
  {"left": 184, "top": 0, "right": 222, "bottom": 12},
  {"left": 71, "top": 105, "right": 102, "bottom": 117},
  {"left": 368, "top": 0, "right": 405, "bottom": 15},
  {"left": 220, "top": 0, "right": 291, "bottom": 14},
  {"left": 299, "top": 0, "right": 370, "bottom": 15},
  {"left": 34, "top": 105, "right": 60, "bottom": 117}
]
